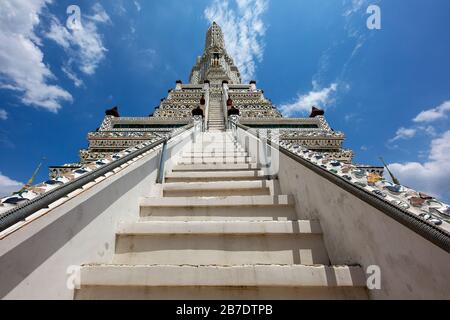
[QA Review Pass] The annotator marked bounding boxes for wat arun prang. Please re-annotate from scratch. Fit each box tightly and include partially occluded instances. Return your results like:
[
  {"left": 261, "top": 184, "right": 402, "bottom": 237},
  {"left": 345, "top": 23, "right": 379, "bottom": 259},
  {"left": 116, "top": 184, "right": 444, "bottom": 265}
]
[{"left": 49, "top": 22, "right": 383, "bottom": 178}]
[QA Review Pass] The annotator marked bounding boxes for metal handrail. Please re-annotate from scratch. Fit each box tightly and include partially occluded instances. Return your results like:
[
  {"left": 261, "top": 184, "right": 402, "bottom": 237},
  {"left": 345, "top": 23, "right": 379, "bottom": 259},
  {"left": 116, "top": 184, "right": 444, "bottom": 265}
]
[
  {"left": 222, "top": 86, "right": 229, "bottom": 129},
  {"left": 0, "top": 123, "right": 194, "bottom": 232},
  {"left": 230, "top": 120, "right": 450, "bottom": 253},
  {"left": 204, "top": 86, "right": 210, "bottom": 131}
]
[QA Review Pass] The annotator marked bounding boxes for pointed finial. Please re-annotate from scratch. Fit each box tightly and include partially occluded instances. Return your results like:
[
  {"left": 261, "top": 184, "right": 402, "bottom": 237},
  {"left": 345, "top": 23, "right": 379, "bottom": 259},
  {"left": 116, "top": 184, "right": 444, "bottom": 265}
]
[
  {"left": 379, "top": 157, "right": 401, "bottom": 185},
  {"left": 105, "top": 106, "right": 120, "bottom": 117},
  {"left": 17, "top": 158, "right": 46, "bottom": 193},
  {"left": 309, "top": 106, "right": 325, "bottom": 118}
]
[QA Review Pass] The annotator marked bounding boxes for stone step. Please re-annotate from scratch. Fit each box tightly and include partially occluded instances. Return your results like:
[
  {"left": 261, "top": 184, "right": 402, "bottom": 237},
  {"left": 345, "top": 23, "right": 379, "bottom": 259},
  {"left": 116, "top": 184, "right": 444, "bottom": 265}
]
[
  {"left": 164, "top": 170, "right": 269, "bottom": 182},
  {"left": 184, "top": 149, "right": 245, "bottom": 155},
  {"left": 117, "top": 220, "right": 322, "bottom": 235},
  {"left": 140, "top": 206, "right": 297, "bottom": 222},
  {"left": 189, "top": 142, "right": 239, "bottom": 147},
  {"left": 184, "top": 148, "right": 244, "bottom": 153},
  {"left": 172, "top": 163, "right": 260, "bottom": 172},
  {"left": 201, "top": 132, "right": 232, "bottom": 136},
  {"left": 76, "top": 285, "right": 368, "bottom": 300},
  {"left": 163, "top": 180, "right": 272, "bottom": 197},
  {"left": 183, "top": 148, "right": 246, "bottom": 154},
  {"left": 189, "top": 138, "right": 236, "bottom": 142},
  {"left": 140, "top": 195, "right": 296, "bottom": 221},
  {"left": 209, "top": 129, "right": 226, "bottom": 133},
  {"left": 112, "top": 221, "right": 329, "bottom": 266},
  {"left": 193, "top": 138, "right": 236, "bottom": 142},
  {"left": 182, "top": 151, "right": 248, "bottom": 157},
  {"left": 187, "top": 142, "right": 239, "bottom": 147},
  {"left": 179, "top": 156, "right": 252, "bottom": 163},
  {"left": 75, "top": 265, "right": 368, "bottom": 300},
  {"left": 141, "top": 195, "right": 294, "bottom": 208}
]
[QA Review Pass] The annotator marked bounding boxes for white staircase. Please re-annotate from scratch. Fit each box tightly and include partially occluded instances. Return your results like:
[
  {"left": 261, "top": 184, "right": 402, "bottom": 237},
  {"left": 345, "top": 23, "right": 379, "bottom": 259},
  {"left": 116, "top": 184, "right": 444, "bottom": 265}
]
[
  {"left": 75, "top": 132, "right": 368, "bottom": 299},
  {"left": 207, "top": 98, "right": 225, "bottom": 131}
]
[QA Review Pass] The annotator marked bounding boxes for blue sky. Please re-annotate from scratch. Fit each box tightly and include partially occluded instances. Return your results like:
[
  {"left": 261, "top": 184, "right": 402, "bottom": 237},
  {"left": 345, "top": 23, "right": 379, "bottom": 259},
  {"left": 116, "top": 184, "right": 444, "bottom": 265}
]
[{"left": 0, "top": 0, "right": 449, "bottom": 202}]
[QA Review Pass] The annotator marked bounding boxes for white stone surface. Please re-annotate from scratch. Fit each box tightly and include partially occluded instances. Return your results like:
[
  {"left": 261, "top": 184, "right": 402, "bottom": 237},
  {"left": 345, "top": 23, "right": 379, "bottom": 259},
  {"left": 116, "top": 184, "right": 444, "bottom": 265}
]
[
  {"left": 79, "top": 264, "right": 366, "bottom": 287},
  {"left": 116, "top": 220, "right": 322, "bottom": 235}
]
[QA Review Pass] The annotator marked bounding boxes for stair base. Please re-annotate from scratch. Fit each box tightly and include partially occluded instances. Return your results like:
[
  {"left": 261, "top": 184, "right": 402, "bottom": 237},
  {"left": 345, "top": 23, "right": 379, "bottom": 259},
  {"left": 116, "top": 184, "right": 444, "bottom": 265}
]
[{"left": 75, "top": 285, "right": 368, "bottom": 300}]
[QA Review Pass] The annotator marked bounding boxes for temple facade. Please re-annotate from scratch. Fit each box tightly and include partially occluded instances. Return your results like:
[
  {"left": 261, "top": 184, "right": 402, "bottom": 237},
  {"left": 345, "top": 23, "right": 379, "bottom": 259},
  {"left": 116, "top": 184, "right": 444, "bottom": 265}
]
[
  {"left": 50, "top": 22, "right": 369, "bottom": 177},
  {"left": 2, "top": 22, "right": 449, "bottom": 301}
]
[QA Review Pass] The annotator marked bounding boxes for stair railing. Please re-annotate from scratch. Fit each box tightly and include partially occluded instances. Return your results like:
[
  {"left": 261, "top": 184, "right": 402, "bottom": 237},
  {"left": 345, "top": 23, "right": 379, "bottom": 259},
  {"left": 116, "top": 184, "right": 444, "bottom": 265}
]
[
  {"left": 156, "top": 119, "right": 202, "bottom": 184},
  {"left": 229, "top": 119, "right": 450, "bottom": 253},
  {"left": 0, "top": 123, "right": 196, "bottom": 233},
  {"left": 222, "top": 83, "right": 229, "bottom": 129}
]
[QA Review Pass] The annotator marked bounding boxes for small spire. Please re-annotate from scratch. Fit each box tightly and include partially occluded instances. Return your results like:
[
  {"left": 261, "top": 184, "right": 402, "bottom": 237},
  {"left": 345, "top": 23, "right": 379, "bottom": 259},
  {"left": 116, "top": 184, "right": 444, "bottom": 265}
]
[
  {"left": 379, "top": 157, "right": 401, "bottom": 185},
  {"left": 17, "top": 158, "right": 45, "bottom": 193}
]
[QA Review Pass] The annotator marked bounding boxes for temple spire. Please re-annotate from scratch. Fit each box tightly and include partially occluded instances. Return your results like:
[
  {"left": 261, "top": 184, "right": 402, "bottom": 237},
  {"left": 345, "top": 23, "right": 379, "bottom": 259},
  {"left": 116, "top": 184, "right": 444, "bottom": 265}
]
[
  {"left": 205, "top": 21, "right": 226, "bottom": 53},
  {"left": 189, "top": 22, "right": 241, "bottom": 84}
]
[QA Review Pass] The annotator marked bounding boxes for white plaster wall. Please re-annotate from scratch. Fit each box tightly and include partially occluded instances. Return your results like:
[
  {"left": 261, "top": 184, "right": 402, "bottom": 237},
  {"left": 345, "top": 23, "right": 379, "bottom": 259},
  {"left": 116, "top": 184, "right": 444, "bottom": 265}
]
[
  {"left": 213, "top": 127, "right": 450, "bottom": 298},
  {"left": 0, "top": 132, "right": 192, "bottom": 300},
  {"left": 256, "top": 141, "right": 450, "bottom": 299}
]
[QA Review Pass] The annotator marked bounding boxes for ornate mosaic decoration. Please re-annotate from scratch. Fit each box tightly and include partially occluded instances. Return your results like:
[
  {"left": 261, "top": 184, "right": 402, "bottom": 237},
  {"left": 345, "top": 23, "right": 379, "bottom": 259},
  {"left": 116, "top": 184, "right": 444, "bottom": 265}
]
[{"left": 248, "top": 126, "right": 450, "bottom": 232}]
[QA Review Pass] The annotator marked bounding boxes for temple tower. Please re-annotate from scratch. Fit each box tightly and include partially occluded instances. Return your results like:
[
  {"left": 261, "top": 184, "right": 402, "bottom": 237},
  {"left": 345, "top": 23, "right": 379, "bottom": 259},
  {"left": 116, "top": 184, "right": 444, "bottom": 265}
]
[{"left": 1, "top": 22, "right": 450, "bottom": 301}]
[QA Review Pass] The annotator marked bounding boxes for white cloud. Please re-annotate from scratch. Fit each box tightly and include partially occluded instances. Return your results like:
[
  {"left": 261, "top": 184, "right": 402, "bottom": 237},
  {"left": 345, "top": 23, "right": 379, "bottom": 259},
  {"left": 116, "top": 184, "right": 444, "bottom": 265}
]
[
  {"left": 344, "top": 113, "right": 362, "bottom": 123},
  {"left": 46, "top": 4, "right": 109, "bottom": 76},
  {"left": 413, "top": 101, "right": 450, "bottom": 123},
  {"left": 134, "top": 1, "right": 142, "bottom": 12},
  {"left": 204, "top": 0, "right": 268, "bottom": 82},
  {"left": 388, "top": 125, "right": 438, "bottom": 145},
  {"left": 114, "top": 1, "right": 127, "bottom": 16},
  {"left": 87, "top": 3, "right": 112, "bottom": 24},
  {"left": 388, "top": 130, "right": 450, "bottom": 201},
  {"left": 61, "top": 64, "right": 84, "bottom": 88},
  {"left": 343, "top": 0, "right": 366, "bottom": 17},
  {"left": 418, "top": 125, "right": 437, "bottom": 137},
  {"left": 0, "top": 172, "right": 23, "bottom": 197},
  {"left": 0, "top": 109, "right": 7, "bottom": 120},
  {"left": 389, "top": 127, "right": 417, "bottom": 142},
  {"left": 0, "top": 0, "right": 73, "bottom": 112},
  {"left": 278, "top": 82, "right": 338, "bottom": 117},
  {"left": 338, "top": 0, "right": 381, "bottom": 80}
]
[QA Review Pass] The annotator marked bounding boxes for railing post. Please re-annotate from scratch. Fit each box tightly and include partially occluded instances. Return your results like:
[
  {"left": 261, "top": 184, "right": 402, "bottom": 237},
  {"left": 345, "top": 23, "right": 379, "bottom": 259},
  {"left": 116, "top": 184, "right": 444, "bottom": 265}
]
[{"left": 156, "top": 138, "right": 168, "bottom": 184}]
